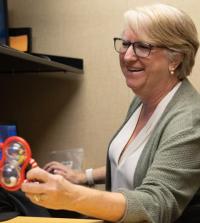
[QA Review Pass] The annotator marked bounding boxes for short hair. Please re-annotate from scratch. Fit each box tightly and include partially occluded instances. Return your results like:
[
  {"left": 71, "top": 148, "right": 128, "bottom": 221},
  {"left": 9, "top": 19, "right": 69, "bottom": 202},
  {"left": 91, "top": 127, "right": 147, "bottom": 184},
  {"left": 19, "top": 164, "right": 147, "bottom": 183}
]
[{"left": 124, "top": 3, "right": 199, "bottom": 79}]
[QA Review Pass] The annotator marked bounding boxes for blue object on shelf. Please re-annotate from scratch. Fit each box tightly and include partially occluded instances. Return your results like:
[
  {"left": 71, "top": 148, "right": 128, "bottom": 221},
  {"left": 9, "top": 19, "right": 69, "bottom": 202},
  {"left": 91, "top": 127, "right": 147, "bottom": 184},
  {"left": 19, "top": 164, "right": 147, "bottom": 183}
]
[{"left": 0, "top": 125, "right": 17, "bottom": 159}]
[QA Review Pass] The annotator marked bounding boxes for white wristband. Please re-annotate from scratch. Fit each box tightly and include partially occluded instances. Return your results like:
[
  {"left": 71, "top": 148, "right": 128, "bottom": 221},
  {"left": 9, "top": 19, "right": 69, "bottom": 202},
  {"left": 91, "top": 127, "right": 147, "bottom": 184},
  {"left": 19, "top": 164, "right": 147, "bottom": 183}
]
[{"left": 85, "top": 168, "right": 94, "bottom": 186}]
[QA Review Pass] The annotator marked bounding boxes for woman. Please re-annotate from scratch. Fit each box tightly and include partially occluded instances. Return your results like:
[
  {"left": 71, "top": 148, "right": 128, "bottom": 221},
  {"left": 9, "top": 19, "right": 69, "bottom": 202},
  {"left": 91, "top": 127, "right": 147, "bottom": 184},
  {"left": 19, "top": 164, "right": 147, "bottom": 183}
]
[{"left": 22, "top": 3, "right": 200, "bottom": 223}]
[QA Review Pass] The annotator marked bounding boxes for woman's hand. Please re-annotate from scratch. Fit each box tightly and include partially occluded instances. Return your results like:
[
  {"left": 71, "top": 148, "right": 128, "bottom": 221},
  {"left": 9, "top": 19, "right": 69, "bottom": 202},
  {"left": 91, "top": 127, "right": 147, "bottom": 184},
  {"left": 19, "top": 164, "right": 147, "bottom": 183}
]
[
  {"left": 21, "top": 167, "right": 79, "bottom": 210},
  {"left": 43, "top": 161, "right": 86, "bottom": 185},
  {"left": 21, "top": 167, "right": 126, "bottom": 221}
]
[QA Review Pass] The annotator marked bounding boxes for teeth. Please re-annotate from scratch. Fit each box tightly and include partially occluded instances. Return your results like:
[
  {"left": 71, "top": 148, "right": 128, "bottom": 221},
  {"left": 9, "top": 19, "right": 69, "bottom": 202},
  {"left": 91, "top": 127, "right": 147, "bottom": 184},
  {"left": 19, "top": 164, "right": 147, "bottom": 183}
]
[{"left": 128, "top": 68, "right": 142, "bottom": 72}]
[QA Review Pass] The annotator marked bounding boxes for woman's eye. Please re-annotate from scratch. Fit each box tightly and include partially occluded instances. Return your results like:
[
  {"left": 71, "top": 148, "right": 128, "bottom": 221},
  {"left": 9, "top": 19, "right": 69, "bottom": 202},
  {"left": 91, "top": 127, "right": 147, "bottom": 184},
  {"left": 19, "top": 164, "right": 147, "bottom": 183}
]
[
  {"left": 137, "top": 43, "right": 150, "bottom": 50},
  {"left": 122, "top": 42, "right": 130, "bottom": 48}
]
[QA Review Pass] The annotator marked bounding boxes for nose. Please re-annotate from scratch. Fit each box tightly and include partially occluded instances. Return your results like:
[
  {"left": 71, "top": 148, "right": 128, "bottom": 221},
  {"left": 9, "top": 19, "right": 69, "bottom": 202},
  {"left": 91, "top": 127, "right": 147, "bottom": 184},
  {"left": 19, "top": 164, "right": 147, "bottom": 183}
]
[{"left": 123, "top": 45, "right": 137, "bottom": 61}]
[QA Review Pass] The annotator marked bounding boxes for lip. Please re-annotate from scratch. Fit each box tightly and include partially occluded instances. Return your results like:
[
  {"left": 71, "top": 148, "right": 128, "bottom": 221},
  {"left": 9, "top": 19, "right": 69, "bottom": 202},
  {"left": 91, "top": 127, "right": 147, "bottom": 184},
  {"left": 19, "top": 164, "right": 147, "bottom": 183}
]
[{"left": 126, "top": 67, "right": 144, "bottom": 73}]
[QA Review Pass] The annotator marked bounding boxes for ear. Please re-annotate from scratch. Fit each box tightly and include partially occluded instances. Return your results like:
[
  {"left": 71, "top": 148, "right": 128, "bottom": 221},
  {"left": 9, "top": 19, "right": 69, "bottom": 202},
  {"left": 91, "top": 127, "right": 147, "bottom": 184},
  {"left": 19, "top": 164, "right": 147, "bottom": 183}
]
[{"left": 169, "top": 52, "right": 183, "bottom": 71}]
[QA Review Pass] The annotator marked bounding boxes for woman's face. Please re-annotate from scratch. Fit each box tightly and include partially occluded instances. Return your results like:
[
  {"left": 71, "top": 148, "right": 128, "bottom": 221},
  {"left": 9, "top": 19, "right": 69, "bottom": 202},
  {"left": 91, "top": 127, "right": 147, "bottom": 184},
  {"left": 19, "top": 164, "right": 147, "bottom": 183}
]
[{"left": 119, "top": 28, "right": 178, "bottom": 99}]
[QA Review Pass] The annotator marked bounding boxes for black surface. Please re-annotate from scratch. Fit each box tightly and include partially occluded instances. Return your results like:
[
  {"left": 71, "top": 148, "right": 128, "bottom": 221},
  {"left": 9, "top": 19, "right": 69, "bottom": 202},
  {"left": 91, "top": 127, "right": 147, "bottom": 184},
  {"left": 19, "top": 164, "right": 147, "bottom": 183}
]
[{"left": 0, "top": 45, "right": 83, "bottom": 74}]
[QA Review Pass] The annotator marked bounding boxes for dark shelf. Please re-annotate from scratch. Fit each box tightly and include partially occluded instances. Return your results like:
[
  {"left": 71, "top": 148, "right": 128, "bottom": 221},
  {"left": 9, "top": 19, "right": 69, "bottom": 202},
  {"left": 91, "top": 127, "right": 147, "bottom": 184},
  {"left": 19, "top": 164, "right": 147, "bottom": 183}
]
[{"left": 0, "top": 45, "right": 83, "bottom": 76}]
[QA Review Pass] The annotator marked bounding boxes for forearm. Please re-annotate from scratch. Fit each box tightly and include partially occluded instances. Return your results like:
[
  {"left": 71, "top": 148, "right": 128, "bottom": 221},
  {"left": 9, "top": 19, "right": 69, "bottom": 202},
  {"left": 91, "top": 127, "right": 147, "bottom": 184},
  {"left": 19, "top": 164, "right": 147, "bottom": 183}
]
[{"left": 69, "top": 183, "right": 126, "bottom": 222}]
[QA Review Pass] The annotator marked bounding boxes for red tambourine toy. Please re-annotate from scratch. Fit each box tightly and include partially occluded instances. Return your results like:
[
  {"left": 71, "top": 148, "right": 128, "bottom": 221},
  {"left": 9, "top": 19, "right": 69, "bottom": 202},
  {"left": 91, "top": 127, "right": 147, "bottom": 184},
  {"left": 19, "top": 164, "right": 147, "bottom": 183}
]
[{"left": 0, "top": 136, "right": 38, "bottom": 191}]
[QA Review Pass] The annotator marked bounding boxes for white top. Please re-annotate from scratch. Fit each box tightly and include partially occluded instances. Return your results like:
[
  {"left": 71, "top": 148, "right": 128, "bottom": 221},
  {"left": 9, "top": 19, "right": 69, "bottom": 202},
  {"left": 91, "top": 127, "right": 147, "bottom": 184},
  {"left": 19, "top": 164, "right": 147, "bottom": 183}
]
[{"left": 109, "top": 82, "right": 181, "bottom": 191}]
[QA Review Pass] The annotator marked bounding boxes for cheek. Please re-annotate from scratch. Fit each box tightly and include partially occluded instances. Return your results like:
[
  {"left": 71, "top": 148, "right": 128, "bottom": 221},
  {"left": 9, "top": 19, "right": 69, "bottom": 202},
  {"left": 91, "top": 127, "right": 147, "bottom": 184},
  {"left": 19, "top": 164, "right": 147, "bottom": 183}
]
[
  {"left": 147, "top": 61, "right": 169, "bottom": 80},
  {"left": 119, "top": 55, "right": 125, "bottom": 69}
]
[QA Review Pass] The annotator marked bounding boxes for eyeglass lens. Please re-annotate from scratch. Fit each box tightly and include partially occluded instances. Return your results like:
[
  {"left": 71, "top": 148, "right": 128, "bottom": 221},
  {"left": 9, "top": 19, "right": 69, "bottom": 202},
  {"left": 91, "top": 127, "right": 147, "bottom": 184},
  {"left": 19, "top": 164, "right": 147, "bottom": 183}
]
[{"left": 114, "top": 38, "right": 151, "bottom": 58}]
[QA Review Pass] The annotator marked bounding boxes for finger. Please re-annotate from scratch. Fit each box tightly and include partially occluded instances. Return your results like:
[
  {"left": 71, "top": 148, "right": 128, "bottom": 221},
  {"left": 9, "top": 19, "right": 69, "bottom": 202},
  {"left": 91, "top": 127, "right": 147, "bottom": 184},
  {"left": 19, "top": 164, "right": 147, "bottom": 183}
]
[
  {"left": 43, "top": 161, "right": 56, "bottom": 170},
  {"left": 25, "top": 192, "right": 36, "bottom": 201},
  {"left": 53, "top": 169, "right": 66, "bottom": 176},
  {"left": 26, "top": 167, "right": 49, "bottom": 182},
  {"left": 21, "top": 180, "right": 49, "bottom": 194},
  {"left": 25, "top": 192, "right": 48, "bottom": 204},
  {"left": 44, "top": 164, "right": 63, "bottom": 174},
  {"left": 43, "top": 161, "right": 60, "bottom": 170},
  {"left": 45, "top": 166, "right": 55, "bottom": 174}
]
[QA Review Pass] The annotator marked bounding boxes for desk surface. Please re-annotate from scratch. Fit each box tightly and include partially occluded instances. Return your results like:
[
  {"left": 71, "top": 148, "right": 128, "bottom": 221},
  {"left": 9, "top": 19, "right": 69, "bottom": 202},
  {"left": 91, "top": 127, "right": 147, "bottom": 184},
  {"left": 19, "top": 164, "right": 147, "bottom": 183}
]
[{"left": 3, "top": 216, "right": 103, "bottom": 223}]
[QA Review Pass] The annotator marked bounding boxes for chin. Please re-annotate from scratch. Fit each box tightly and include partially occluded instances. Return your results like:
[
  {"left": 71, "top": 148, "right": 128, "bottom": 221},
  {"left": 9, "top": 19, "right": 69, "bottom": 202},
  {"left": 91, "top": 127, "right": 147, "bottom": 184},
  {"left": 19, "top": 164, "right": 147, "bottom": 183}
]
[
  {"left": 126, "top": 80, "right": 137, "bottom": 90},
  {"left": 125, "top": 79, "right": 142, "bottom": 94},
  {"left": 125, "top": 77, "right": 136, "bottom": 86}
]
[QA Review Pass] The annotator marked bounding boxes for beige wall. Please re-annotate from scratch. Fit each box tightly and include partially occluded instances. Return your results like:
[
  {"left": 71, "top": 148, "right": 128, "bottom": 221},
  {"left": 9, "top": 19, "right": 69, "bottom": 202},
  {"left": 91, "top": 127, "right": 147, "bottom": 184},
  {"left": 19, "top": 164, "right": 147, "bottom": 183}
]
[{"left": 3, "top": 0, "right": 200, "bottom": 169}]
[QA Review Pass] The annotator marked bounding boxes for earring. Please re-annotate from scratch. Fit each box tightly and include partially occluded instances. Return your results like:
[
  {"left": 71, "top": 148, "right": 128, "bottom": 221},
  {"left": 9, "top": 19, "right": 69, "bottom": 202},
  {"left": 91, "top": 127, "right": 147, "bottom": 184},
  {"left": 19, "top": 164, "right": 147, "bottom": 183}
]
[{"left": 170, "top": 68, "right": 175, "bottom": 75}]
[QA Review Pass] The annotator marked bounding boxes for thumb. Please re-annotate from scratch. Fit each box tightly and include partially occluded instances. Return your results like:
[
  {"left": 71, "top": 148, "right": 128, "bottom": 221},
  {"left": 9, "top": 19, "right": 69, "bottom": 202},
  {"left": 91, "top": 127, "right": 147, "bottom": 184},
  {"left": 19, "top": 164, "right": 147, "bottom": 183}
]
[{"left": 26, "top": 167, "right": 49, "bottom": 183}]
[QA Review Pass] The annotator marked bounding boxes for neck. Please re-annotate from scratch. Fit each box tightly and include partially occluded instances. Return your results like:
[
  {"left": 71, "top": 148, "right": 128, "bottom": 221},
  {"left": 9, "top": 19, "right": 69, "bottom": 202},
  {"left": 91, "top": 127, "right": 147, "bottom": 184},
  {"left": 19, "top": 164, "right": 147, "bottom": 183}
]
[{"left": 140, "top": 78, "right": 180, "bottom": 115}]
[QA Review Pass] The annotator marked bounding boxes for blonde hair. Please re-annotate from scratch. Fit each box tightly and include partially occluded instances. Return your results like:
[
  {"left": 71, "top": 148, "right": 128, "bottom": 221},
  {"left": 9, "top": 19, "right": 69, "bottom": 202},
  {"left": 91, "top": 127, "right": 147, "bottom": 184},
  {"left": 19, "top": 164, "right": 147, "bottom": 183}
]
[{"left": 124, "top": 3, "right": 199, "bottom": 79}]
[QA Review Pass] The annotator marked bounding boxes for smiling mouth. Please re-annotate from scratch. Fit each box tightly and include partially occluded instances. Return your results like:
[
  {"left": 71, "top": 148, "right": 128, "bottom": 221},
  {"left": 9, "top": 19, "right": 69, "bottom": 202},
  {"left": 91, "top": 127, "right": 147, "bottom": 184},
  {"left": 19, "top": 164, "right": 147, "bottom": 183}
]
[{"left": 127, "top": 68, "right": 144, "bottom": 72}]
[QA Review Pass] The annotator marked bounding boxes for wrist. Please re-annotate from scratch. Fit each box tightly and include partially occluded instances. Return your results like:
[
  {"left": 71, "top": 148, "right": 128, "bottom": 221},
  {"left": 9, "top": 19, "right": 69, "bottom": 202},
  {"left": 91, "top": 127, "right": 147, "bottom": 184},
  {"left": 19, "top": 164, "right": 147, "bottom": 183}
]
[{"left": 77, "top": 171, "right": 88, "bottom": 185}]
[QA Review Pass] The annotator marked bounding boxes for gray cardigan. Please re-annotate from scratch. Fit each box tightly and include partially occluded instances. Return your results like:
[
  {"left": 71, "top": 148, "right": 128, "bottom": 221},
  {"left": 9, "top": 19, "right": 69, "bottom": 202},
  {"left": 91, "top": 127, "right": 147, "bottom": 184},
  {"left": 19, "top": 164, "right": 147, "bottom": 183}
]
[{"left": 106, "top": 79, "right": 200, "bottom": 223}]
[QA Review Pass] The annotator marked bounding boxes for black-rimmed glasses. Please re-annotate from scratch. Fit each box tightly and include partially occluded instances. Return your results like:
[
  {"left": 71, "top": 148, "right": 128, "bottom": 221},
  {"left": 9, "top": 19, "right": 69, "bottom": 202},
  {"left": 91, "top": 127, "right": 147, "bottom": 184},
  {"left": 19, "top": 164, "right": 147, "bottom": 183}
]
[{"left": 113, "top": 37, "right": 164, "bottom": 58}]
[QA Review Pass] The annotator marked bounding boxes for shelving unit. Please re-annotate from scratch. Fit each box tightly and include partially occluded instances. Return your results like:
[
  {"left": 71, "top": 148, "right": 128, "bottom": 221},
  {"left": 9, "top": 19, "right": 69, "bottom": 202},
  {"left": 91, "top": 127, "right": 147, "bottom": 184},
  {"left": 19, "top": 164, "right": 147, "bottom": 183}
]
[{"left": 0, "top": 45, "right": 83, "bottom": 77}]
